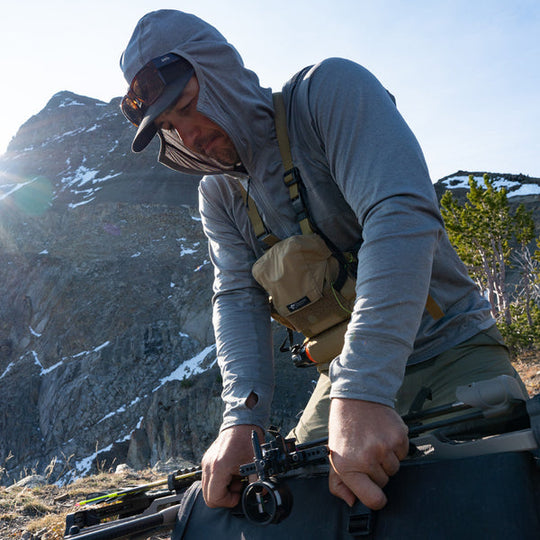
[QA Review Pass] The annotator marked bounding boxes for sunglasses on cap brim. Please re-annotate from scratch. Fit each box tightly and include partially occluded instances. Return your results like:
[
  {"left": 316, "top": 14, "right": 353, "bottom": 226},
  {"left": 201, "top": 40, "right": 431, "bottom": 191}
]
[{"left": 121, "top": 53, "right": 193, "bottom": 127}]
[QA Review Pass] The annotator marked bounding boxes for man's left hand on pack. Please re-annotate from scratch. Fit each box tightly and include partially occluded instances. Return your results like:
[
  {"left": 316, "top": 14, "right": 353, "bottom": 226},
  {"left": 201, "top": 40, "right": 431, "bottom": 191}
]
[{"left": 327, "top": 398, "right": 409, "bottom": 510}]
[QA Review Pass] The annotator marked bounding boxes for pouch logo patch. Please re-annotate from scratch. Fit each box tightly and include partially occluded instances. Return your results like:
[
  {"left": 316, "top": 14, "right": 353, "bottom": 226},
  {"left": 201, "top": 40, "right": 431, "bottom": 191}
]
[{"left": 287, "top": 297, "right": 311, "bottom": 312}]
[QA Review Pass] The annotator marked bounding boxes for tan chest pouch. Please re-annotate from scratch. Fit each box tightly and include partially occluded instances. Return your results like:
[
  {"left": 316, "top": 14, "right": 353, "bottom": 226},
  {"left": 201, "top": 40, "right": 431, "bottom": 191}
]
[{"left": 252, "top": 234, "right": 356, "bottom": 363}]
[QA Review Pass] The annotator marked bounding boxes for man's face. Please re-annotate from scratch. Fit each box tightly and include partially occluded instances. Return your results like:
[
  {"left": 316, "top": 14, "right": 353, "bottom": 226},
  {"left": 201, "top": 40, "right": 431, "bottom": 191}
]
[{"left": 155, "top": 76, "right": 240, "bottom": 167}]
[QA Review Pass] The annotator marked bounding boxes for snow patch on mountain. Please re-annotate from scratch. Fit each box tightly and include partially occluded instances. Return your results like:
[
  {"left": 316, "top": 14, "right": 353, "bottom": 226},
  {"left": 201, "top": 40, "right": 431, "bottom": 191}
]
[
  {"left": 65, "top": 343, "right": 217, "bottom": 482},
  {"left": 440, "top": 173, "right": 540, "bottom": 198},
  {"left": 57, "top": 164, "right": 122, "bottom": 207}
]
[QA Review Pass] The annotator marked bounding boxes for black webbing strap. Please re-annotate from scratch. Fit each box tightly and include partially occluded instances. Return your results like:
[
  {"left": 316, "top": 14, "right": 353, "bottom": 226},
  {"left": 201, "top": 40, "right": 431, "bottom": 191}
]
[{"left": 526, "top": 394, "right": 540, "bottom": 447}]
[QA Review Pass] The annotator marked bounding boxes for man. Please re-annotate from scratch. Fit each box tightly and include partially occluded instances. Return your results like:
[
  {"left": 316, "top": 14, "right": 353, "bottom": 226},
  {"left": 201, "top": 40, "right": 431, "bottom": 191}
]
[{"left": 120, "top": 10, "right": 526, "bottom": 512}]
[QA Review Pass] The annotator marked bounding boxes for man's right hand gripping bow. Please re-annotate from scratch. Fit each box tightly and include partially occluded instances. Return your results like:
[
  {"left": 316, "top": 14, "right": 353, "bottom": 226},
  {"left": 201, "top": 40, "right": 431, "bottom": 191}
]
[{"left": 201, "top": 423, "right": 265, "bottom": 509}]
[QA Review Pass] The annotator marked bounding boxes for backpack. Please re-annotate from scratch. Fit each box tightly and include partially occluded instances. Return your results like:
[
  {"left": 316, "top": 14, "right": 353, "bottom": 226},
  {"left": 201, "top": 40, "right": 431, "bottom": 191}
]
[
  {"left": 172, "top": 451, "right": 540, "bottom": 540},
  {"left": 63, "top": 381, "right": 540, "bottom": 539},
  {"left": 171, "top": 386, "right": 540, "bottom": 539}
]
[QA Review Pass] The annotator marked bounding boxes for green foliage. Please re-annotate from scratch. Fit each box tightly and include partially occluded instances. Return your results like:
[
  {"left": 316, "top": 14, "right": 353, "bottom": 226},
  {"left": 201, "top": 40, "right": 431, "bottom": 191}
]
[
  {"left": 440, "top": 174, "right": 536, "bottom": 324},
  {"left": 498, "top": 302, "right": 540, "bottom": 354},
  {"left": 534, "top": 237, "right": 540, "bottom": 271}
]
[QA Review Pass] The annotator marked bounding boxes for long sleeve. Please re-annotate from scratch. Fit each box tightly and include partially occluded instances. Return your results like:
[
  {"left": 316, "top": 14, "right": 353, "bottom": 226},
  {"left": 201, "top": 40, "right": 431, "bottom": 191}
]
[{"left": 198, "top": 175, "right": 275, "bottom": 430}]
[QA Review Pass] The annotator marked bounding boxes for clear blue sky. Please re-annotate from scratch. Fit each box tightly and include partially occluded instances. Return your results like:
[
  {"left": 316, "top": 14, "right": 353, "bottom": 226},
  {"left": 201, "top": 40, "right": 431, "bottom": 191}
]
[{"left": 1, "top": 0, "right": 538, "bottom": 181}]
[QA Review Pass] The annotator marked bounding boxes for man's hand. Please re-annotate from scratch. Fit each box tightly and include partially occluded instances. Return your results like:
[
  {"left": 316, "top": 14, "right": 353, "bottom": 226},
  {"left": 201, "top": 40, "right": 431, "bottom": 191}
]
[
  {"left": 328, "top": 398, "right": 409, "bottom": 510},
  {"left": 201, "top": 424, "right": 264, "bottom": 508}
]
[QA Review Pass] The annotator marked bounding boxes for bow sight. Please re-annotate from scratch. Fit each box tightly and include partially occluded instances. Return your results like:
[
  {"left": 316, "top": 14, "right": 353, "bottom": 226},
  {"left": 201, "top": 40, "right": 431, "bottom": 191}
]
[{"left": 240, "top": 429, "right": 328, "bottom": 524}]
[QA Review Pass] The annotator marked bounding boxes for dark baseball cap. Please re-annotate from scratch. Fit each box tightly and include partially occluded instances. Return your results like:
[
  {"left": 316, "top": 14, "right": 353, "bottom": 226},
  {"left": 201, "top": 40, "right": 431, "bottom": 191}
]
[{"left": 120, "top": 11, "right": 195, "bottom": 152}]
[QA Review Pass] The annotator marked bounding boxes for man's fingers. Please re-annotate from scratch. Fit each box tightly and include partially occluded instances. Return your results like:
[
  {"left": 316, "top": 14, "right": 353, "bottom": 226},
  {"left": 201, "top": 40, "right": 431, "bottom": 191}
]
[
  {"left": 328, "top": 468, "right": 356, "bottom": 507},
  {"left": 201, "top": 452, "right": 239, "bottom": 508},
  {"left": 346, "top": 461, "right": 389, "bottom": 489},
  {"left": 351, "top": 473, "right": 388, "bottom": 510},
  {"left": 395, "top": 431, "right": 411, "bottom": 461},
  {"left": 381, "top": 451, "right": 401, "bottom": 477},
  {"left": 228, "top": 477, "right": 245, "bottom": 496},
  {"left": 329, "top": 468, "right": 388, "bottom": 510},
  {"left": 326, "top": 399, "right": 413, "bottom": 511},
  {"left": 203, "top": 471, "right": 241, "bottom": 508},
  {"left": 200, "top": 424, "right": 264, "bottom": 509},
  {"left": 329, "top": 449, "right": 391, "bottom": 509}
]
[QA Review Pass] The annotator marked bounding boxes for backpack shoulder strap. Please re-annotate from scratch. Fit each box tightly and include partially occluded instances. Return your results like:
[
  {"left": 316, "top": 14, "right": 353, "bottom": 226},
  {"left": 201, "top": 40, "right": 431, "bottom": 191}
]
[
  {"left": 235, "top": 92, "right": 314, "bottom": 245},
  {"left": 272, "top": 92, "right": 314, "bottom": 235},
  {"left": 272, "top": 92, "right": 294, "bottom": 177},
  {"left": 237, "top": 183, "right": 279, "bottom": 248}
]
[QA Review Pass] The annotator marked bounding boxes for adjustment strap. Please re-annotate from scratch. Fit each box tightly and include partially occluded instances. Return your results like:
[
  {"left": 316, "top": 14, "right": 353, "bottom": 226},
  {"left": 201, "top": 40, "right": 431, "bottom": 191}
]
[
  {"left": 238, "top": 183, "right": 280, "bottom": 248},
  {"left": 348, "top": 500, "right": 374, "bottom": 536},
  {"left": 273, "top": 92, "right": 313, "bottom": 235},
  {"left": 272, "top": 92, "right": 294, "bottom": 174},
  {"left": 425, "top": 294, "right": 444, "bottom": 321}
]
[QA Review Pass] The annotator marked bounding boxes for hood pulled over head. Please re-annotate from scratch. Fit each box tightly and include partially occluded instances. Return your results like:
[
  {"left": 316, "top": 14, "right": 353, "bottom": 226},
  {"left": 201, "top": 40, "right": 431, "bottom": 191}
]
[{"left": 120, "top": 9, "right": 273, "bottom": 175}]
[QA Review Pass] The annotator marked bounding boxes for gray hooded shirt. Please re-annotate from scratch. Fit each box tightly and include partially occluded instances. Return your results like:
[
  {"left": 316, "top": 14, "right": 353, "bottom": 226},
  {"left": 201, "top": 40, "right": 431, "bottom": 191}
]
[{"left": 134, "top": 10, "right": 494, "bottom": 431}]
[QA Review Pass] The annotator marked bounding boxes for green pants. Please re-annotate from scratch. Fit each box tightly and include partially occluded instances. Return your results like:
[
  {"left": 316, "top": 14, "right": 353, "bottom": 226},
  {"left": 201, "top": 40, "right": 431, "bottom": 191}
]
[{"left": 289, "top": 325, "right": 528, "bottom": 443}]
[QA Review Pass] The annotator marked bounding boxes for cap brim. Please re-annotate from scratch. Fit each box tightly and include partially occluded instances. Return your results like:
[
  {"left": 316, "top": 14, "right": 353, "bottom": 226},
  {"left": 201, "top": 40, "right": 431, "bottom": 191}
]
[{"left": 131, "top": 67, "right": 194, "bottom": 153}]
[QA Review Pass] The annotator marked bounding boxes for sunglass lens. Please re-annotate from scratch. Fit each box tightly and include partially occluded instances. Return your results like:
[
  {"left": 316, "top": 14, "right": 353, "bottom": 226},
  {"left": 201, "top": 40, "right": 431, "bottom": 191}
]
[
  {"left": 121, "top": 96, "right": 143, "bottom": 126},
  {"left": 131, "top": 64, "right": 166, "bottom": 106}
]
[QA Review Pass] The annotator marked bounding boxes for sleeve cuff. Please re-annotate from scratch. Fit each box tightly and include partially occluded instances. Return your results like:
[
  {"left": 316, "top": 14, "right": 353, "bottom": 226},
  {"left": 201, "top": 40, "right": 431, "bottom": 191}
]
[
  {"left": 328, "top": 333, "right": 411, "bottom": 408},
  {"left": 220, "top": 383, "right": 273, "bottom": 431}
]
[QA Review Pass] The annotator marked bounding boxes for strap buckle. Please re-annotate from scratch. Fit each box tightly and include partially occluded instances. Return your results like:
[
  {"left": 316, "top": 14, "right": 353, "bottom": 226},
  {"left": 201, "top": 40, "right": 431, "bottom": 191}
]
[
  {"left": 348, "top": 500, "right": 374, "bottom": 536},
  {"left": 283, "top": 167, "right": 300, "bottom": 187}
]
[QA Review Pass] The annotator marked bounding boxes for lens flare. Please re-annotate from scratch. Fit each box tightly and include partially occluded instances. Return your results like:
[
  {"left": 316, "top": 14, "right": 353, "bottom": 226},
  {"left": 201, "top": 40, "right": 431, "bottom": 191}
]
[{"left": 0, "top": 175, "right": 53, "bottom": 216}]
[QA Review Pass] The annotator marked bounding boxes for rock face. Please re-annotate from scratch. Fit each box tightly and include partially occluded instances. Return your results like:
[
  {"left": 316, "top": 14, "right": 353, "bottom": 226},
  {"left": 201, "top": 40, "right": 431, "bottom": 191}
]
[{"left": 0, "top": 91, "right": 314, "bottom": 484}]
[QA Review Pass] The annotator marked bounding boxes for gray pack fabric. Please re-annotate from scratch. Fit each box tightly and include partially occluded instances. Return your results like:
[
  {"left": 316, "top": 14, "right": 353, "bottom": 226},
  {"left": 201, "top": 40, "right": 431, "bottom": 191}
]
[{"left": 172, "top": 453, "right": 540, "bottom": 539}]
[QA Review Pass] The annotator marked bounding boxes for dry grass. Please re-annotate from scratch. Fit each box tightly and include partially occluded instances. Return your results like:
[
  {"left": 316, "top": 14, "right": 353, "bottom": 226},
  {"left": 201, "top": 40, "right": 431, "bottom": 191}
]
[
  {"left": 0, "top": 469, "right": 171, "bottom": 539},
  {"left": 512, "top": 351, "right": 540, "bottom": 396}
]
